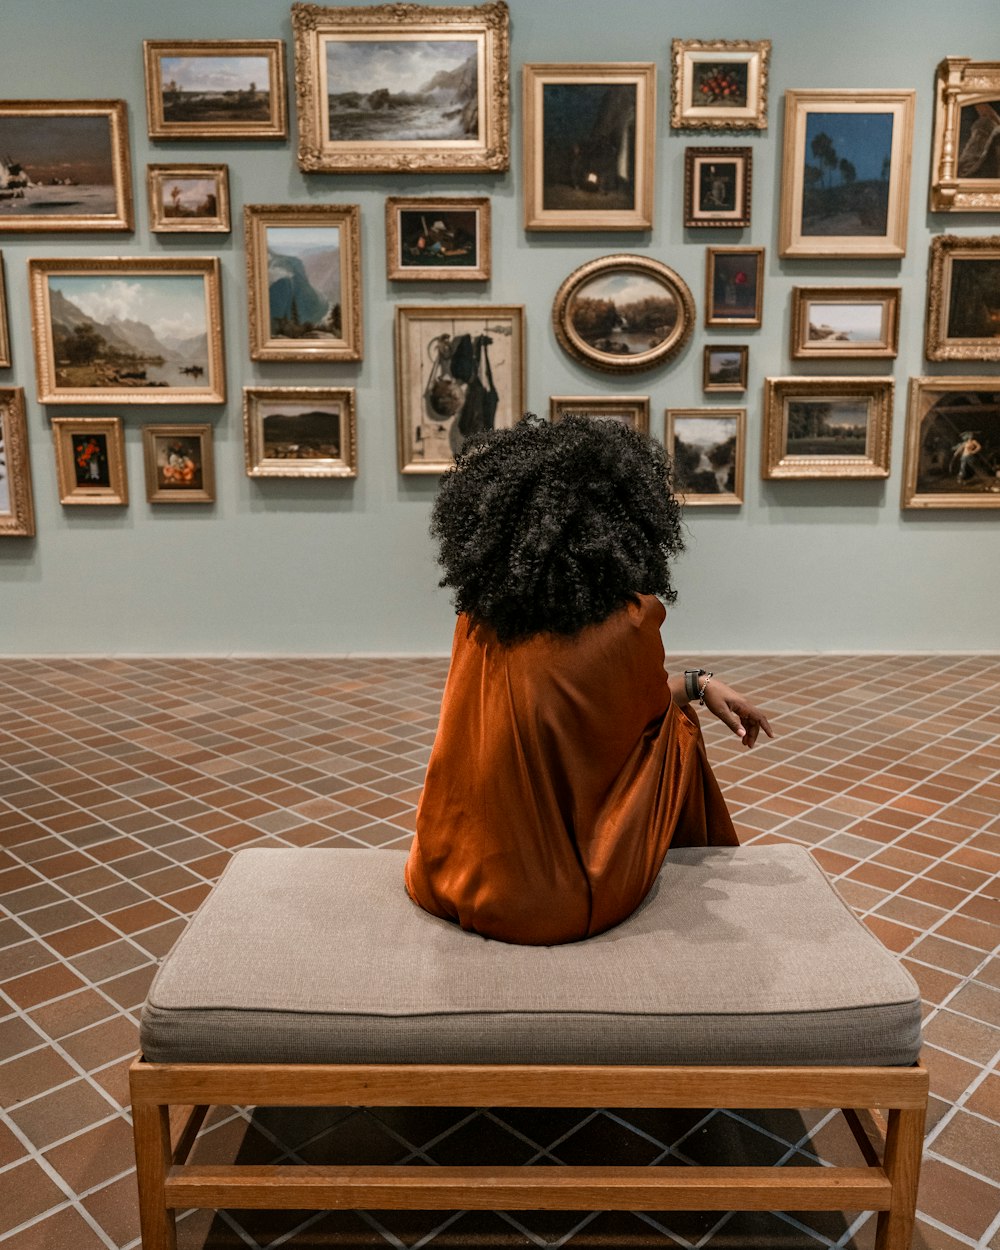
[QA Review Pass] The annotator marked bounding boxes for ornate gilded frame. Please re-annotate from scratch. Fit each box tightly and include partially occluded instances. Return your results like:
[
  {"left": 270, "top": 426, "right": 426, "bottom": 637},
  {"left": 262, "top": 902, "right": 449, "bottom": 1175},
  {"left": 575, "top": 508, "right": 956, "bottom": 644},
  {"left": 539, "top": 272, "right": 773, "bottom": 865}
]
[
  {"left": 553, "top": 254, "right": 695, "bottom": 374},
  {"left": 243, "top": 387, "right": 358, "bottom": 479},
  {"left": 684, "top": 146, "right": 752, "bottom": 228},
  {"left": 0, "top": 100, "right": 133, "bottom": 232},
  {"left": 779, "top": 89, "right": 915, "bottom": 259},
  {"left": 245, "top": 203, "right": 363, "bottom": 363},
  {"left": 522, "top": 62, "right": 655, "bottom": 231},
  {"left": 902, "top": 376, "right": 1000, "bottom": 509},
  {"left": 670, "top": 39, "right": 770, "bottom": 131},
  {"left": 141, "top": 424, "right": 215, "bottom": 503},
  {"left": 790, "top": 287, "right": 900, "bottom": 360},
  {"left": 29, "top": 257, "right": 225, "bottom": 406},
  {"left": 703, "top": 345, "right": 748, "bottom": 393},
  {"left": 0, "top": 253, "right": 9, "bottom": 368},
  {"left": 143, "top": 40, "right": 287, "bottom": 140},
  {"left": 292, "top": 1, "right": 510, "bottom": 173},
  {"left": 665, "top": 407, "right": 746, "bottom": 506},
  {"left": 147, "top": 164, "right": 230, "bottom": 234},
  {"left": 549, "top": 395, "right": 650, "bottom": 434},
  {"left": 51, "top": 416, "right": 128, "bottom": 506},
  {"left": 386, "top": 196, "right": 490, "bottom": 281},
  {"left": 930, "top": 57, "right": 1000, "bottom": 212},
  {"left": 762, "top": 377, "right": 893, "bottom": 480},
  {"left": 925, "top": 234, "right": 1000, "bottom": 361},
  {"left": 705, "top": 246, "right": 764, "bottom": 328},
  {"left": 0, "top": 388, "right": 35, "bottom": 537}
]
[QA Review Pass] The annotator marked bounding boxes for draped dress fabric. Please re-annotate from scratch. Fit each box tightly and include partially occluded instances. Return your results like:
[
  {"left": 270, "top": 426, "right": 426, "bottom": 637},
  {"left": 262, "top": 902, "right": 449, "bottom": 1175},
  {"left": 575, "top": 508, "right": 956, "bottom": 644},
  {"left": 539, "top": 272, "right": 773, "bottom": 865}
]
[{"left": 405, "top": 594, "right": 738, "bottom": 945}]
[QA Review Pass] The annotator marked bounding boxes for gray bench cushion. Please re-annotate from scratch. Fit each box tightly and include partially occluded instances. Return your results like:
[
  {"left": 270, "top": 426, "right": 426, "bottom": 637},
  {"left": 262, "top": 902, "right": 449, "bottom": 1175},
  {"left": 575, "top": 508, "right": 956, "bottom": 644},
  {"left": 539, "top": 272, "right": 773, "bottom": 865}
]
[{"left": 140, "top": 845, "right": 921, "bottom": 1067}]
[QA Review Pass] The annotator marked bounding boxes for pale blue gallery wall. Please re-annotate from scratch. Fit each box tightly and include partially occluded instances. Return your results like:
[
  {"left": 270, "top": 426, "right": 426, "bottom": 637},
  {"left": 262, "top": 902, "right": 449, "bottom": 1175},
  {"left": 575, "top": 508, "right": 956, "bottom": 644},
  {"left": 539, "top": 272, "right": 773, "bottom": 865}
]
[{"left": 1, "top": 0, "right": 998, "bottom": 655}]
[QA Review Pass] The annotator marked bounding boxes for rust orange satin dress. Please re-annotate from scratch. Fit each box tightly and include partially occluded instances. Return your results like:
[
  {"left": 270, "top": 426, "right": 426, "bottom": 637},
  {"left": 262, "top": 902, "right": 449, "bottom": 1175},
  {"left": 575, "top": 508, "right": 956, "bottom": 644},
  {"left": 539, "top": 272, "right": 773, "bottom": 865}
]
[{"left": 404, "top": 594, "right": 737, "bottom": 945}]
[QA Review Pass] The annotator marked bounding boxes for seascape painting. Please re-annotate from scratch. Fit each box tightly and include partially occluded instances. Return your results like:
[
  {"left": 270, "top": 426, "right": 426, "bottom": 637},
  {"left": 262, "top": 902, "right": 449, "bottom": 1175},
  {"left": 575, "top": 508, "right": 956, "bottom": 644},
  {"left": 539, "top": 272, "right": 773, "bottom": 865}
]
[
  {"left": 806, "top": 302, "right": 884, "bottom": 343},
  {"left": 568, "top": 271, "right": 677, "bottom": 356},
  {"left": 914, "top": 389, "right": 1000, "bottom": 498},
  {"left": 801, "top": 112, "right": 893, "bottom": 237},
  {"left": 0, "top": 114, "right": 120, "bottom": 220},
  {"left": 672, "top": 414, "right": 739, "bottom": 496},
  {"left": 325, "top": 38, "right": 480, "bottom": 143},
  {"left": 158, "top": 55, "right": 273, "bottom": 125},
  {"left": 541, "top": 82, "right": 637, "bottom": 212},
  {"left": 785, "top": 399, "right": 869, "bottom": 457},
  {"left": 266, "top": 226, "right": 342, "bottom": 342},
  {"left": 45, "top": 274, "right": 210, "bottom": 392}
]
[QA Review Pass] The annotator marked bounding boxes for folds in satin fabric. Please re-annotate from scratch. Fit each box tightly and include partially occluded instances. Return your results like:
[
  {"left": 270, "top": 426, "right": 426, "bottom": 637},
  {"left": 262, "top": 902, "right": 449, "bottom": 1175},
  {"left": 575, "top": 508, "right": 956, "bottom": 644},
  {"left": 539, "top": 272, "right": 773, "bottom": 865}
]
[{"left": 405, "top": 595, "right": 737, "bottom": 945}]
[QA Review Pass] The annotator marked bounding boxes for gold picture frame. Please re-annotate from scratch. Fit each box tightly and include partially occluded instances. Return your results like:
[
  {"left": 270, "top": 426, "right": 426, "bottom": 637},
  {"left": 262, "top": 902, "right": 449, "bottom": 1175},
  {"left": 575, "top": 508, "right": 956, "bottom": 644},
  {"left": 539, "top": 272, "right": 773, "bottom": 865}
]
[
  {"left": 51, "top": 416, "right": 127, "bottom": 505},
  {"left": 684, "top": 146, "right": 751, "bottom": 228},
  {"left": 292, "top": 1, "right": 510, "bottom": 174},
  {"left": 0, "top": 388, "right": 35, "bottom": 537},
  {"left": 29, "top": 257, "right": 225, "bottom": 406},
  {"left": 703, "top": 345, "right": 748, "bottom": 392},
  {"left": 790, "top": 287, "right": 900, "bottom": 360},
  {"left": 549, "top": 395, "right": 650, "bottom": 434},
  {"left": 386, "top": 196, "right": 490, "bottom": 281},
  {"left": 930, "top": 57, "right": 1000, "bottom": 212},
  {"left": 143, "top": 40, "right": 287, "bottom": 140},
  {"left": 779, "top": 89, "right": 915, "bottom": 258},
  {"left": 395, "top": 304, "right": 525, "bottom": 474},
  {"left": 245, "top": 203, "right": 362, "bottom": 363},
  {"left": 522, "top": 62, "right": 655, "bottom": 231},
  {"left": 762, "top": 377, "right": 893, "bottom": 480},
  {"left": 670, "top": 39, "right": 770, "bottom": 131},
  {"left": 0, "top": 252, "right": 10, "bottom": 368},
  {"left": 902, "top": 376, "right": 1000, "bottom": 509},
  {"left": 142, "top": 424, "right": 215, "bottom": 503},
  {"left": 665, "top": 407, "right": 746, "bottom": 506},
  {"left": 147, "top": 164, "right": 230, "bottom": 233},
  {"left": 925, "top": 234, "right": 1000, "bottom": 362},
  {"left": 553, "top": 254, "right": 695, "bottom": 374},
  {"left": 705, "top": 246, "right": 764, "bottom": 328},
  {"left": 0, "top": 100, "right": 133, "bottom": 232},
  {"left": 242, "top": 386, "right": 358, "bottom": 479}
]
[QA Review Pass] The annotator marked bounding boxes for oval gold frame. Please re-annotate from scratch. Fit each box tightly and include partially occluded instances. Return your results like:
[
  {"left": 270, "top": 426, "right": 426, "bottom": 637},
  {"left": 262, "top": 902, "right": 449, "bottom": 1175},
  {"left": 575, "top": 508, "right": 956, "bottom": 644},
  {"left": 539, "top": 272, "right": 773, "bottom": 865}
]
[{"left": 552, "top": 254, "right": 695, "bottom": 374}]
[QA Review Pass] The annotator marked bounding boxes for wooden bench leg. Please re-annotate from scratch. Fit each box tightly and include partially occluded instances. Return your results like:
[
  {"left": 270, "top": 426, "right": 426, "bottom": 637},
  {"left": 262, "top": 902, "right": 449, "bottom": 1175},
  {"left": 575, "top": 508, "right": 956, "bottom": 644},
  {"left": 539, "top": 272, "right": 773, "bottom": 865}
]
[
  {"left": 874, "top": 1106, "right": 926, "bottom": 1250},
  {"left": 133, "top": 1102, "right": 178, "bottom": 1250}
]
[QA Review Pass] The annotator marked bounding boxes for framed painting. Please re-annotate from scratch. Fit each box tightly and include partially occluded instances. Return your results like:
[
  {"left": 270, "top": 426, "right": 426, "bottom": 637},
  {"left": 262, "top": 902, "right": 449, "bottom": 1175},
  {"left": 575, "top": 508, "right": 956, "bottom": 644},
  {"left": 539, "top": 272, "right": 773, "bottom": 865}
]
[
  {"left": 549, "top": 395, "right": 650, "bottom": 433},
  {"left": 395, "top": 304, "right": 524, "bottom": 473},
  {"left": 0, "top": 100, "right": 133, "bottom": 232},
  {"left": 386, "top": 196, "right": 490, "bottom": 281},
  {"left": 292, "top": 1, "right": 510, "bottom": 173},
  {"left": 790, "top": 287, "right": 900, "bottom": 360},
  {"left": 665, "top": 407, "right": 745, "bottom": 506},
  {"left": 553, "top": 254, "right": 695, "bottom": 373},
  {"left": 703, "top": 345, "right": 748, "bottom": 392},
  {"left": 245, "top": 203, "right": 362, "bottom": 363},
  {"left": 670, "top": 39, "right": 770, "bottom": 131},
  {"left": 143, "top": 40, "right": 287, "bottom": 140},
  {"left": 925, "top": 234, "right": 1000, "bottom": 361},
  {"left": 779, "top": 89, "right": 915, "bottom": 258},
  {"left": 762, "top": 377, "right": 893, "bottom": 480},
  {"left": 930, "top": 57, "right": 1000, "bottom": 212},
  {"left": 902, "top": 377, "right": 1000, "bottom": 508},
  {"left": 0, "top": 388, "right": 35, "bottom": 537},
  {"left": 51, "top": 416, "right": 127, "bottom": 505},
  {"left": 522, "top": 62, "right": 655, "bottom": 231},
  {"left": 684, "top": 147, "right": 751, "bottom": 228},
  {"left": 28, "top": 257, "right": 225, "bottom": 405},
  {"left": 705, "top": 246, "right": 763, "bottom": 327},
  {"left": 147, "top": 164, "right": 230, "bottom": 233},
  {"left": 242, "top": 386, "right": 358, "bottom": 479},
  {"left": 141, "top": 424, "right": 215, "bottom": 503},
  {"left": 0, "top": 252, "right": 9, "bottom": 368}
]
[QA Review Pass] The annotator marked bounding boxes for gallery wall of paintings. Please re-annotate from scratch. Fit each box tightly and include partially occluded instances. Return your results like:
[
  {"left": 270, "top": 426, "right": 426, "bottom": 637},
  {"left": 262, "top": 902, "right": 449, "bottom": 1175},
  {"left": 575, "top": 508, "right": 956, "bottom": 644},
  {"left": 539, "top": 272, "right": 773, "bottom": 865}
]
[{"left": 0, "top": 0, "right": 998, "bottom": 655}]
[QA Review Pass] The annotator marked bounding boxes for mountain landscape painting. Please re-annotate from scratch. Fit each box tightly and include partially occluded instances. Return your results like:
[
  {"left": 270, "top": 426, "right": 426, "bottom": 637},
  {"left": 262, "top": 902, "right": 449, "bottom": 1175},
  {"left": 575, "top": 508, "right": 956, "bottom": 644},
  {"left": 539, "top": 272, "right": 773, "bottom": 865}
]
[
  {"left": 265, "top": 226, "right": 342, "bottom": 341},
  {"left": 324, "top": 38, "right": 480, "bottom": 143}
]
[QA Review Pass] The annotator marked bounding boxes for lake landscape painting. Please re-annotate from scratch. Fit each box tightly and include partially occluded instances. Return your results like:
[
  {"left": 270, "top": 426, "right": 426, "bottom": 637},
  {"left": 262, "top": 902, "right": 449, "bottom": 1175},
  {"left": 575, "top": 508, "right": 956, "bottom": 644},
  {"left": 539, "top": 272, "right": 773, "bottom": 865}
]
[
  {"left": 144, "top": 41, "right": 287, "bottom": 138},
  {"left": 243, "top": 386, "right": 358, "bottom": 477}
]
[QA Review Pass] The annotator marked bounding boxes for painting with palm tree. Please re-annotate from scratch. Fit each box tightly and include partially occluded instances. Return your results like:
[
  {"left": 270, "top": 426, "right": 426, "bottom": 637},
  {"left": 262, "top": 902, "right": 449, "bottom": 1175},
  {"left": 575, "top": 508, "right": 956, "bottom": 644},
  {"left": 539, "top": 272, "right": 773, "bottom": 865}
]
[{"left": 802, "top": 113, "right": 892, "bottom": 237}]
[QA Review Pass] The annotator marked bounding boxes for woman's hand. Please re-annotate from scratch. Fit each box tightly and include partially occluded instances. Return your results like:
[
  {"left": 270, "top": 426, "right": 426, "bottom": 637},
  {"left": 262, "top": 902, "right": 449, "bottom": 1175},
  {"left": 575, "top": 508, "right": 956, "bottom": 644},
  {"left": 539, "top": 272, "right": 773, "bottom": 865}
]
[{"left": 700, "top": 678, "right": 774, "bottom": 749}]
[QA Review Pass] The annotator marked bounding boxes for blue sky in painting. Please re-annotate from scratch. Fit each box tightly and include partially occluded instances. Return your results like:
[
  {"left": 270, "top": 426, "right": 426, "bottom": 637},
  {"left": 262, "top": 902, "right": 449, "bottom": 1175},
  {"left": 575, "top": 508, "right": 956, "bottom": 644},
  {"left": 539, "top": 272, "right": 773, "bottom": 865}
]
[{"left": 804, "top": 112, "right": 893, "bottom": 181}]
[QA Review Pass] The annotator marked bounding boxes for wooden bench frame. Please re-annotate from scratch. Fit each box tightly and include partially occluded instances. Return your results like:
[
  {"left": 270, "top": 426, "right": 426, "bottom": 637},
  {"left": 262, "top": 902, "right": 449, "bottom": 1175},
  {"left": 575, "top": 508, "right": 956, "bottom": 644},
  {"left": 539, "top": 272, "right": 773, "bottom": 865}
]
[{"left": 130, "top": 1056, "right": 927, "bottom": 1250}]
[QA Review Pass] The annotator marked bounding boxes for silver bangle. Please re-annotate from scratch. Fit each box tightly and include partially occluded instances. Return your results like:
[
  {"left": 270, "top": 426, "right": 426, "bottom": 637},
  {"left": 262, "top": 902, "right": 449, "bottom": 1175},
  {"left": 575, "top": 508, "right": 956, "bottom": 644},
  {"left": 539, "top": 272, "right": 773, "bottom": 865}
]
[{"left": 698, "top": 673, "right": 714, "bottom": 705}]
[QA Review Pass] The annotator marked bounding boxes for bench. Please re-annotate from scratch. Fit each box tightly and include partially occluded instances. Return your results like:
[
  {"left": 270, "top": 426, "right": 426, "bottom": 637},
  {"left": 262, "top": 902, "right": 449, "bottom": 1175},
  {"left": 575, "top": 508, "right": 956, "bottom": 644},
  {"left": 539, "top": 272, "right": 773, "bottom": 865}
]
[{"left": 130, "top": 844, "right": 927, "bottom": 1250}]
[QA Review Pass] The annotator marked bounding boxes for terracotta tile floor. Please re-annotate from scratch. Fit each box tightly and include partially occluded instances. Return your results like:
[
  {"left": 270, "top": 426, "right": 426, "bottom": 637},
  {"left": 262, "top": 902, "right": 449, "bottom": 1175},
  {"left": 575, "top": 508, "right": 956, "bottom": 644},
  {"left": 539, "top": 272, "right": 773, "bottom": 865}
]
[{"left": 0, "top": 652, "right": 998, "bottom": 1250}]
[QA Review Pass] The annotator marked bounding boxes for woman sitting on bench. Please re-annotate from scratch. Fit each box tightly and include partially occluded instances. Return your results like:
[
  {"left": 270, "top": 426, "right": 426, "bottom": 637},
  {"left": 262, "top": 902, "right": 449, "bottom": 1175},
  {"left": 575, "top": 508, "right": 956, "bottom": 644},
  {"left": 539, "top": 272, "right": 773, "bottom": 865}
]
[{"left": 405, "top": 415, "right": 773, "bottom": 945}]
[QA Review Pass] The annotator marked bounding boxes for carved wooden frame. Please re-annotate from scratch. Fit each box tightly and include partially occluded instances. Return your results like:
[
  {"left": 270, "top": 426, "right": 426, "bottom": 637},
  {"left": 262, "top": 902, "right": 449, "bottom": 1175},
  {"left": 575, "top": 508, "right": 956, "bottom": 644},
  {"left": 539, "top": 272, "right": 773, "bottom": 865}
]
[
  {"left": 930, "top": 57, "right": 1000, "bottom": 212},
  {"left": 925, "top": 234, "right": 1000, "bottom": 361},
  {"left": 762, "top": 376, "right": 894, "bottom": 480},
  {"left": 0, "top": 388, "right": 35, "bottom": 536}
]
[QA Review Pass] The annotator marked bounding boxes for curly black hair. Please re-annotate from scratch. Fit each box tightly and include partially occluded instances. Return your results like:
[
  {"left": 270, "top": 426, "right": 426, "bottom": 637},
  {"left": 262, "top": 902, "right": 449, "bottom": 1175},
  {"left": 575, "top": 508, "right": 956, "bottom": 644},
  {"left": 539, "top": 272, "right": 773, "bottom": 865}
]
[{"left": 430, "top": 415, "right": 685, "bottom": 642}]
